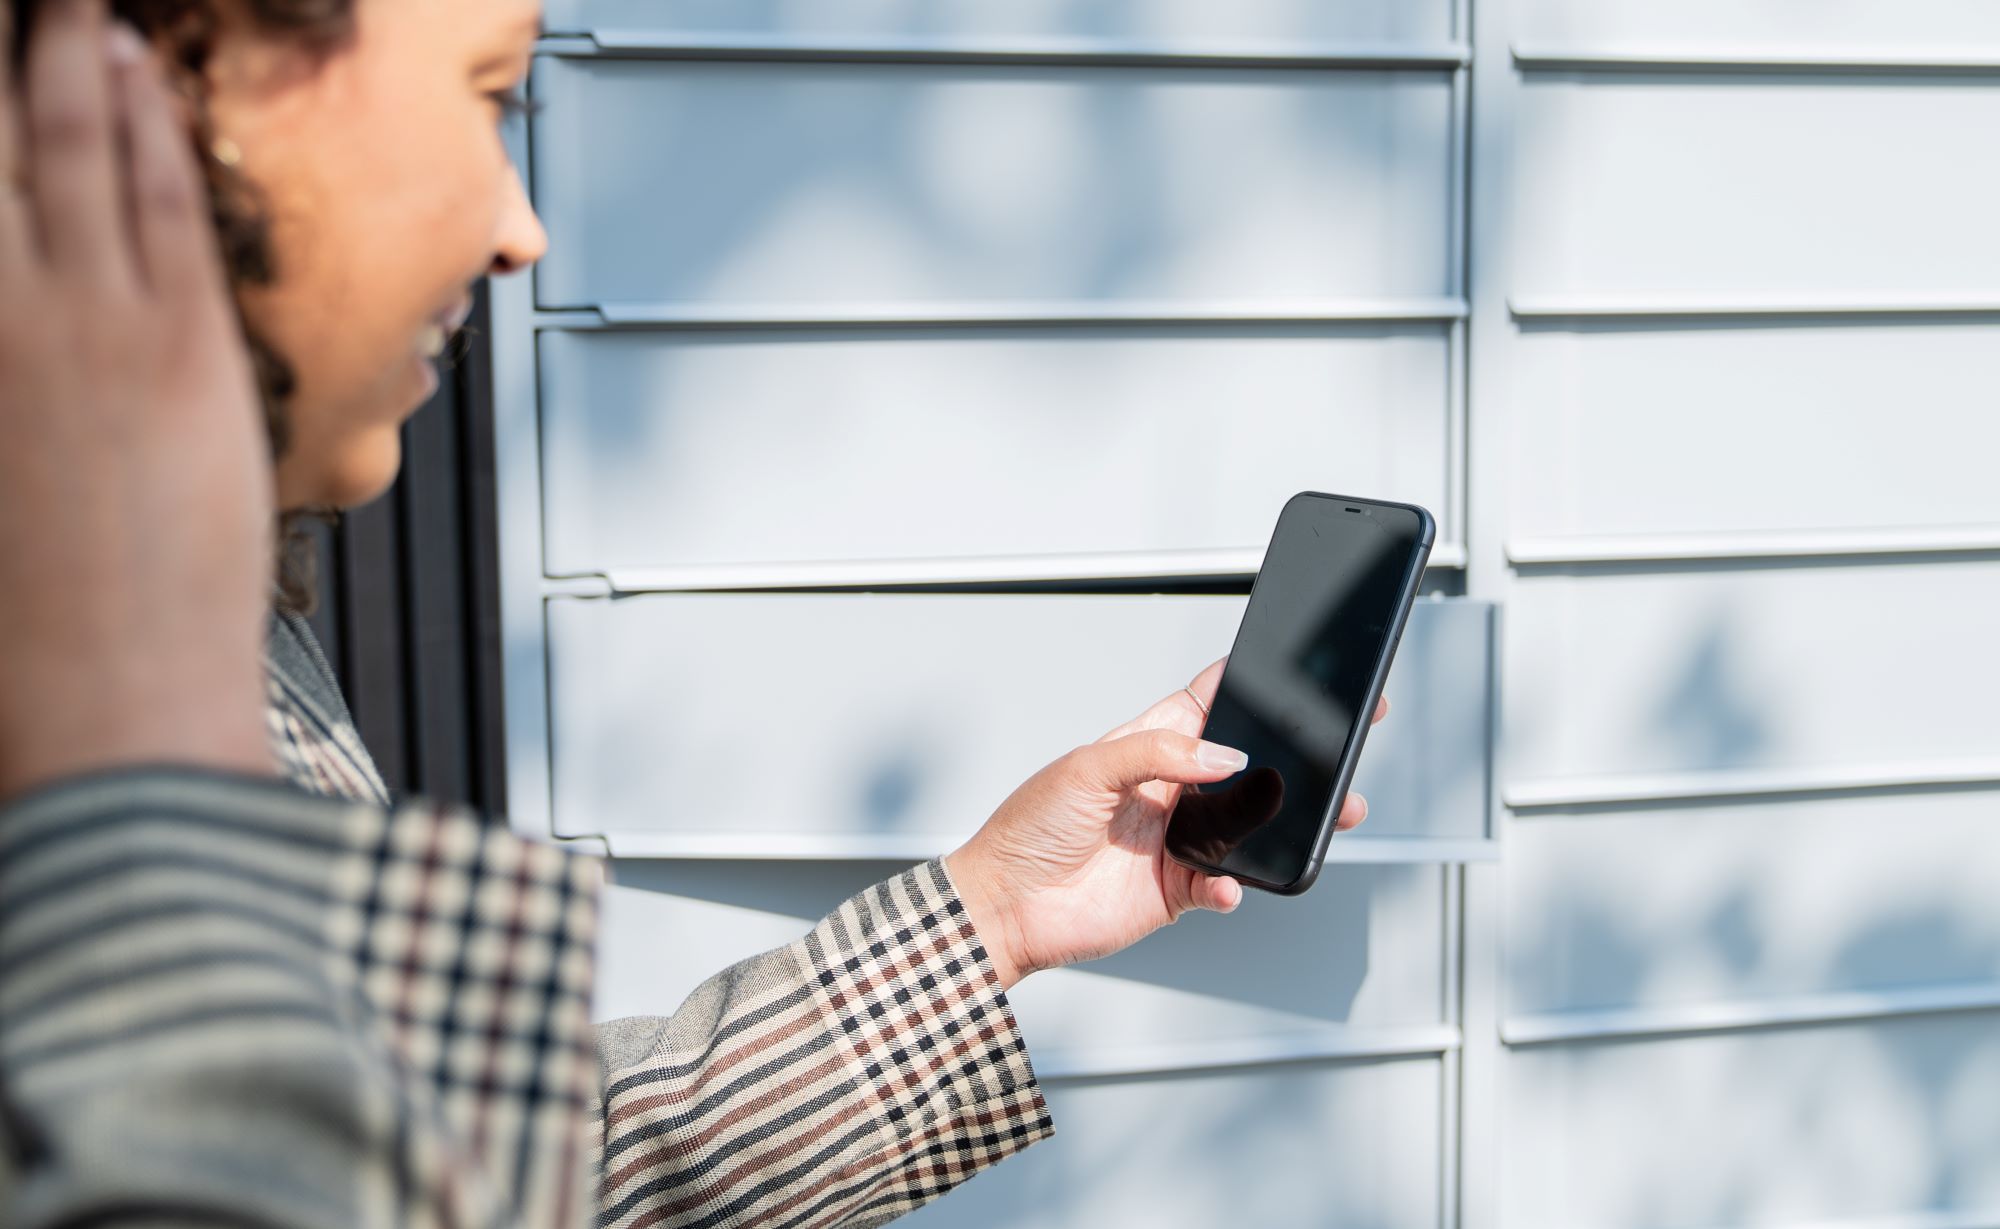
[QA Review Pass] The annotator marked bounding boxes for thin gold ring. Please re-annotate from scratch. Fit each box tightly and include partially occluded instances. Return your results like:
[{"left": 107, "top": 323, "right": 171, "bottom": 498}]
[{"left": 1182, "top": 686, "right": 1210, "bottom": 719}]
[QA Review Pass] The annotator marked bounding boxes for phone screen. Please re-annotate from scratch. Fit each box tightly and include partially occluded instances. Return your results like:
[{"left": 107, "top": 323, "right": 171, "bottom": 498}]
[{"left": 1165, "top": 496, "right": 1429, "bottom": 890}]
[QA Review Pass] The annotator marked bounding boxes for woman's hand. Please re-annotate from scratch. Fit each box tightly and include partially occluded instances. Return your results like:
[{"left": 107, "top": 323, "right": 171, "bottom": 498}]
[
  {"left": 945, "top": 659, "right": 1386, "bottom": 989},
  {"left": 0, "top": 0, "right": 273, "bottom": 799}
]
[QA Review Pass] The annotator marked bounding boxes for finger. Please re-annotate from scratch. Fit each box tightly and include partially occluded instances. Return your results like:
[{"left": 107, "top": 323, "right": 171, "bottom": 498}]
[
  {"left": 1096, "top": 655, "right": 1230, "bottom": 743},
  {"left": 0, "top": 0, "right": 29, "bottom": 267},
  {"left": 1197, "top": 873, "right": 1243, "bottom": 914},
  {"left": 114, "top": 25, "right": 220, "bottom": 299},
  {"left": 1334, "top": 790, "right": 1369, "bottom": 832},
  {"left": 0, "top": 0, "right": 14, "bottom": 162},
  {"left": 25, "top": 0, "right": 128, "bottom": 280},
  {"left": 1188, "top": 656, "right": 1226, "bottom": 710},
  {"left": 1168, "top": 867, "right": 1242, "bottom": 918},
  {"left": 1373, "top": 694, "right": 1390, "bottom": 725},
  {"left": 1073, "top": 727, "right": 1248, "bottom": 793}
]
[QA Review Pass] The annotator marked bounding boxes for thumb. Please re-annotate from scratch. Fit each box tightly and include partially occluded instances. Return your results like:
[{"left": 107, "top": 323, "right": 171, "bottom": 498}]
[
  {"left": 1071, "top": 728, "right": 1249, "bottom": 793},
  {"left": 1194, "top": 872, "right": 1244, "bottom": 915},
  {"left": 1164, "top": 866, "right": 1245, "bottom": 919}
]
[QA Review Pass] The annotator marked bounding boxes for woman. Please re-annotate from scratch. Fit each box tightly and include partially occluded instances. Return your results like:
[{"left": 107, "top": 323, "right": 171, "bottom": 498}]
[{"left": 0, "top": 1, "right": 1379, "bottom": 1226}]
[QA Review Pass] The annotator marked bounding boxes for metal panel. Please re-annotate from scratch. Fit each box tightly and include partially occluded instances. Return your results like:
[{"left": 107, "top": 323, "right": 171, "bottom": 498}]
[
  {"left": 1513, "top": 78, "right": 2000, "bottom": 298},
  {"left": 1513, "top": 0, "right": 2000, "bottom": 53},
  {"left": 1503, "top": 1016, "right": 2000, "bottom": 1229},
  {"left": 902, "top": 1058, "right": 1444, "bottom": 1228},
  {"left": 530, "top": 60, "right": 1456, "bottom": 310},
  {"left": 546, "top": 595, "right": 1493, "bottom": 858},
  {"left": 1507, "top": 323, "right": 2000, "bottom": 544},
  {"left": 1504, "top": 562, "right": 2000, "bottom": 789},
  {"left": 1505, "top": 790, "right": 2000, "bottom": 1019},
  {"left": 485, "top": 0, "right": 2000, "bottom": 1224},
  {"left": 596, "top": 859, "right": 1448, "bottom": 1073},
  {"left": 1488, "top": 2, "right": 2000, "bottom": 1217},
  {"left": 542, "top": 0, "right": 1457, "bottom": 50},
  {"left": 537, "top": 326, "right": 1455, "bottom": 574},
  {"left": 1459, "top": 3, "right": 1514, "bottom": 1227}
]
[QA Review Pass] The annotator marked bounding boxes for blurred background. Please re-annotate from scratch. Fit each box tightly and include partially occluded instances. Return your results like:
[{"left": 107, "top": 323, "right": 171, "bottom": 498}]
[{"left": 313, "top": 1, "right": 2000, "bottom": 1226}]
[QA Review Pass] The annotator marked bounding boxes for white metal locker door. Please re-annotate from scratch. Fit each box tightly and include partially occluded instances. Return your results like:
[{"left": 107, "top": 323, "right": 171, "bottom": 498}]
[
  {"left": 1471, "top": 0, "right": 2000, "bottom": 1226},
  {"left": 492, "top": 2, "right": 1487, "bottom": 1227}
]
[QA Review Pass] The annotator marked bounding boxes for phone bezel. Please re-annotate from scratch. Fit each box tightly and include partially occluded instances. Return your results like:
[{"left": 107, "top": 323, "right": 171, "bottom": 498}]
[{"left": 1165, "top": 490, "right": 1436, "bottom": 896}]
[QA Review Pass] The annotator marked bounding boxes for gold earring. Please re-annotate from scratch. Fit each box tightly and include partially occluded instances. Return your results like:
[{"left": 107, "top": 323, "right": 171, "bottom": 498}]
[{"left": 212, "top": 136, "right": 243, "bottom": 168}]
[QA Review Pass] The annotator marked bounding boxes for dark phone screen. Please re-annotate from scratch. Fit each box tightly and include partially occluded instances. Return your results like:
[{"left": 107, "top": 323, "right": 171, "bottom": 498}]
[{"left": 1164, "top": 496, "right": 1429, "bottom": 890}]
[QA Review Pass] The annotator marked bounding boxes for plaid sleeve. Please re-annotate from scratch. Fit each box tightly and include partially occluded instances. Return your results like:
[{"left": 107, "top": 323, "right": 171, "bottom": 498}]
[
  {"left": 593, "top": 858, "right": 1054, "bottom": 1229},
  {"left": 0, "top": 768, "right": 602, "bottom": 1229}
]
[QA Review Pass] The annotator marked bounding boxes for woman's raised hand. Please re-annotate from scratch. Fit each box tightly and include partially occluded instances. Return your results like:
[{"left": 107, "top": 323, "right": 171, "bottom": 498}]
[
  {"left": 945, "top": 659, "right": 1385, "bottom": 989},
  {"left": 0, "top": 0, "right": 273, "bottom": 799}
]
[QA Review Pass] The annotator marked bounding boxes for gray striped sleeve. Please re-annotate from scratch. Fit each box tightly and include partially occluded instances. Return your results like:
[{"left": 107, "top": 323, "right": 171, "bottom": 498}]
[{"left": 0, "top": 769, "right": 505, "bottom": 1229}]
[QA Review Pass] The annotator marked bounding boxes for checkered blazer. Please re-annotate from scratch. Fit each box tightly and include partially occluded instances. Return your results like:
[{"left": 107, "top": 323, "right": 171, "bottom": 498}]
[{"left": 0, "top": 612, "right": 1051, "bottom": 1228}]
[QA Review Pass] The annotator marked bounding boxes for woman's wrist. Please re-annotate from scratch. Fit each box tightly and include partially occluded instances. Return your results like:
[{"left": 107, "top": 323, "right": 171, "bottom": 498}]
[
  {"left": 942, "top": 844, "right": 1030, "bottom": 992},
  {"left": 0, "top": 656, "right": 273, "bottom": 803}
]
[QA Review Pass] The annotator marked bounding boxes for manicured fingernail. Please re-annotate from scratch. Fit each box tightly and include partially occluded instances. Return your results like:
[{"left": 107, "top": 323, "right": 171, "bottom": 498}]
[
  {"left": 1195, "top": 741, "right": 1248, "bottom": 773},
  {"left": 106, "top": 21, "right": 144, "bottom": 66}
]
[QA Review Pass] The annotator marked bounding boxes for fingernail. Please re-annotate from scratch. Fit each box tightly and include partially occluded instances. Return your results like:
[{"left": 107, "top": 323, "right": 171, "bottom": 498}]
[
  {"left": 1195, "top": 741, "right": 1249, "bottom": 773},
  {"left": 106, "top": 21, "right": 144, "bottom": 66}
]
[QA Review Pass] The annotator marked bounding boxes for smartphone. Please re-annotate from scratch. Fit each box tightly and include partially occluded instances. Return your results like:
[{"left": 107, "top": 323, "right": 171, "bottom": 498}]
[{"left": 1164, "top": 492, "right": 1435, "bottom": 895}]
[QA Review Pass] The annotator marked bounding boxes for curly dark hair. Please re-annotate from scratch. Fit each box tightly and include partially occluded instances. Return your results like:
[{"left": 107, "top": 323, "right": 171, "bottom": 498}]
[{"left": 11, "top": 0, "right": 359, "bottom": 610}]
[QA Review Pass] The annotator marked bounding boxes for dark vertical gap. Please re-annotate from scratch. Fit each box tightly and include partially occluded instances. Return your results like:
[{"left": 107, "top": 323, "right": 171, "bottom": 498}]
[
  {"left": 339, "top": 465, "right": 412, "bottom": 795},
  {"left": 459, "top": 283, "right": 509, "bottom": 815},
  {"left": 393, "top": 418, "right": 427, "bottom": 798},
  {"left": 405, "top": 341, "right": 476, "bottom": 805}
]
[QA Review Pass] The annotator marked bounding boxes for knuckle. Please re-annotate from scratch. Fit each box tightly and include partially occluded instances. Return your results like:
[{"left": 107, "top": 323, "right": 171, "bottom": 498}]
[
  {"left": 137, "top": 169, "right": 196, "bottom": 220},
  {"left": 1060, "top": 743, "right": 1104, "bottom": 782},
  {"left": 30, "top": 103, "right": 102, "bottom": 154},
  {"left": 1147, "top": 728, "right": 1185, "bottom": 758}
]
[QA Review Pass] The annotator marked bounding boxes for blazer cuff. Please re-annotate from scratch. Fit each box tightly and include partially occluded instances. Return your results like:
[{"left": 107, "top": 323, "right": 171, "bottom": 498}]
[{"left": 803, "top": 857, "right": 1055, "bottom": 1201}]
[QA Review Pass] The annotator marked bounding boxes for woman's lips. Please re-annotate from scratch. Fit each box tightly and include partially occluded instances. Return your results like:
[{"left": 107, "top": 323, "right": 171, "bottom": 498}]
[{"left": 418, "top": 296, "right": 476, "bottom": 359}]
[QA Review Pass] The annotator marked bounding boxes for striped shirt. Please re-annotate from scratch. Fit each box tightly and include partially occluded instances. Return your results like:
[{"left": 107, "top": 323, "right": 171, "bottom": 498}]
[{"left": 0, "top": 612, "right": 1051, "bottom": 1228}]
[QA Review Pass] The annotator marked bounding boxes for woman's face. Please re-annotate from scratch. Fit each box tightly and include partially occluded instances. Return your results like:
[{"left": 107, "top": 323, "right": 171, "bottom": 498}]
[{"left": 205, "top": 0, "right": 546, "bottom": 511}]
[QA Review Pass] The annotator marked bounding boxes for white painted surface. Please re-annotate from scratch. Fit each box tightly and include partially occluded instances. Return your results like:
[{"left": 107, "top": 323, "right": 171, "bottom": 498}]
[
  {"left": 1513, "top": 0, "right": 2000, "bottom": 52},
  {"left": 1508, "top": 324, "right": 2000, "bottom": 541},
  {"left": 1504, "top": 1017, "right": 2000, "bottom": 1229},
  {"left": 531, "top": 61, "right": 1456, "bottom": 309},
  {"left": 549, "top": 595, "right": 1492, "bottom": 851},
  {"left": 489, "top": 2, "right": 2000, "bottom": 1224},
  {"left": 1514, "top": 80, "right": 2000, "bottom": 297},
  {"left": 1506, "top": 790, "right": 2000, "bottom": 1017},
  {"left": 1504, "top": 563, "right": 2000, "bottom": 784},
  {"left": 899, "top": 1057, "right": 1446, "bottom": 1229},
  {"left": 539, "top": 327, "right": 1455, "bottom": 572},
  {"left": 543, "top": 0, "right": 1457, "bottom": 48}
]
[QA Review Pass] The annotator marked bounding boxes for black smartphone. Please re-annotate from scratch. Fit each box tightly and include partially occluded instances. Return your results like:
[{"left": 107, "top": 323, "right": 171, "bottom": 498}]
[{"left": 1164, "top": 492, "right": 1435, "bottom": 895}]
